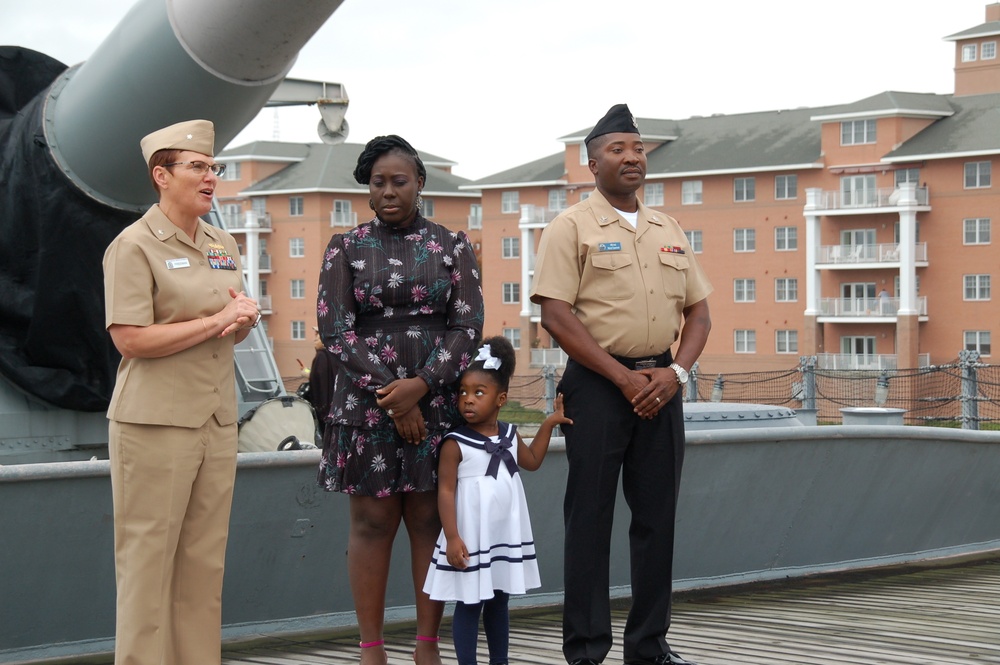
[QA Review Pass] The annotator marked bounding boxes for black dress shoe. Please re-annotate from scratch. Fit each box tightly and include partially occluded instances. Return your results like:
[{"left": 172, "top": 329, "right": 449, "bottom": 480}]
[{"left": 625, "top": 650, "right": 697, "bottom": 665}]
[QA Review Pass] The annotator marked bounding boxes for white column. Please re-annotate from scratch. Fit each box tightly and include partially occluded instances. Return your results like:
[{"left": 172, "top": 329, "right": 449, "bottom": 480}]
[
  {"left": 243, "top": 211, "right": 260, "bottom": 298},
  {"left": 519, "top": 205, "right": 535, "bottom": 318},
  {"left": 803, "top": 188, "right": 823, "bottom": 317},
  {"left": 896, "top": 183, "right": 918, "bottom": 315}
]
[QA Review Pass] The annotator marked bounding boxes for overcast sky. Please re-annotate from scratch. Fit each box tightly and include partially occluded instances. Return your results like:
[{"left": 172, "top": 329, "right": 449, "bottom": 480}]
[{"left": 2, "top": 0, "right": 990, "bottom": 180}]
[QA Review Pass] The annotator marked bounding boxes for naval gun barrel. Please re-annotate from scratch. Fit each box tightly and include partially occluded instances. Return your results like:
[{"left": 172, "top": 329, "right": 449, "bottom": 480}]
[{"left": 45, "top": 0, "right": 345, "bottom": 211}]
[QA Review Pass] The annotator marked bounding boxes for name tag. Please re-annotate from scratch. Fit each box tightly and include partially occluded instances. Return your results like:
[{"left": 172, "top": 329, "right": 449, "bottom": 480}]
[
  {"left": 165, "top": 258, "right": 190, "bottom": 270},
  {"left": 598, "top": 242, "right": 622, "bottom": 252}
]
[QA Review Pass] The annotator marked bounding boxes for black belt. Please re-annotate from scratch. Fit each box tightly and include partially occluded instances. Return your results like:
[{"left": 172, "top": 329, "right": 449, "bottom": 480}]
[{"left": 611, "top": 350, "right": 672, "bottom": 370}]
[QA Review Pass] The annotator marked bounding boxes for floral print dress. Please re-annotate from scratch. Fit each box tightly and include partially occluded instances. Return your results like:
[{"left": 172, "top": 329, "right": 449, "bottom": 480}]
[{"left": 316, "top": 215, "right": 484, "bottom": 496}]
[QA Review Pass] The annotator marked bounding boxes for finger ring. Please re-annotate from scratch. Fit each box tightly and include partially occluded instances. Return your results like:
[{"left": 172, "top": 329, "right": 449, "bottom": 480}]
[
  {"left": 387, "top": 408, "right": 394, "bottom": 416},
  {"left": 655, "top": 397, "right": 661, "bottom": 403}
]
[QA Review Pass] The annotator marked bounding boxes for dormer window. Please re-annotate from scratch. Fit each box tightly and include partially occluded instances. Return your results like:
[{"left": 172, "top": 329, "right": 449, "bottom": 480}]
[
  {"left": 841, "top": 119, "right": 876, "bottom": 146},
  {"left": 963, "top": 43, "right": 978, "bottom": 62}
]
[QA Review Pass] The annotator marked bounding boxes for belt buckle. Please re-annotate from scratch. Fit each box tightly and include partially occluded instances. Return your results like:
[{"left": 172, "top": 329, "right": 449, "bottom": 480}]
[{"left": 634, "top": 359, "right": 656, "bottom": 370}]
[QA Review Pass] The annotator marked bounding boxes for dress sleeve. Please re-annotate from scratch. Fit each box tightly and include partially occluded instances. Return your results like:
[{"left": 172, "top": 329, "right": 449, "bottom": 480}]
[
  {"left": 415, "top": 230, "right": 484, "bottom": 390},
  {"left": 316, "top": 233, "right": 396, "bottom": 390}
]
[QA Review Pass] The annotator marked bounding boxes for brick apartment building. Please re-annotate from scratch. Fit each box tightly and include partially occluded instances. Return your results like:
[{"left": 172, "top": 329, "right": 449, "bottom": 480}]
[{"left": 469, "top": 3, "right": 1000, "bottom": 376}]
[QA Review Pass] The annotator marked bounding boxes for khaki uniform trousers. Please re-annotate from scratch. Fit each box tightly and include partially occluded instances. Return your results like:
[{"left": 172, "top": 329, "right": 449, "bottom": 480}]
[{"left": 108, "top": 417, "right": 237, "bottom": 665}]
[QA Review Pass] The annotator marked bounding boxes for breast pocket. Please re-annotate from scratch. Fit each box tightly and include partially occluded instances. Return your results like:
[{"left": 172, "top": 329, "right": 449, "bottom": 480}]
[
  {"left": 590, "top": 252, "right": 635, "bottom": 300},
  {"left": 658, "top": 252, "right": 689, "bottom": 298}
]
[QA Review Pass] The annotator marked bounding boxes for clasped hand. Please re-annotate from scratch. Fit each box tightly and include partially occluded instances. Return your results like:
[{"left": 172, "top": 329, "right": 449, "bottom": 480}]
[
  {"left": 375, "top": 377, "right": 429, "bottom": 444},
  {"left": 219, "top": 287, "right": 259, "bottom": 337},
  {"left": 623, "top": 367, "right": 678, "bottom": 419}
]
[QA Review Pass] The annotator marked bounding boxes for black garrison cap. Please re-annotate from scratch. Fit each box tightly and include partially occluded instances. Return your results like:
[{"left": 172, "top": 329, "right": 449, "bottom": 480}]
[{"left": 584, "top": 104, "right": 639, "bottom": 145}]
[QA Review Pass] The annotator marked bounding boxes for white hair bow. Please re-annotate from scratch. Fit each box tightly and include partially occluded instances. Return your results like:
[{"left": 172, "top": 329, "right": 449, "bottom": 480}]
[{"left": 474, "top": 344, "right": 502, "bottom": 370}]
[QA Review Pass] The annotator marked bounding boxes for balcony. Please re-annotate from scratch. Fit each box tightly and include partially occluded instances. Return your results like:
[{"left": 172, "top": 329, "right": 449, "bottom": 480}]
[
  {"left": 817, "top": 243, "right": 928, "bottom": 266},
  {"left": 519, "top": 204, "right": 559, "bottom": 227},
  {"left": 817, "top": 353, "right": 930, "bottom": 370},
  {"left": 806, "top": 186, "right": 929, "bottom": 213},
  {"left": 240, "top": 253, "right": 271, "bottom": 272},
  {"left": 530, "top": 347, "right": 567, "bottom": 367},
  {"left": 223, "top": 212, "right": 272, "bottom": 231},
  {"left": 257, "top": 295, "right": 272, "bottom": 314},
  {"left": 817, "top": 296, "right": 927, "bottom": 318},
  {"left": 330, "top": 210, "right": 358, "bottom": 228}
]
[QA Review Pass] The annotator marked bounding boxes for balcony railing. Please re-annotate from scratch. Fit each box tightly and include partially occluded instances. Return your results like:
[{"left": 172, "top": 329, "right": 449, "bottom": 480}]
[
  {"left": 257, "top": 295, "right": 272, "bottom": 313},
  {"left": 817, "top": 353, "right": 930, "bottom": 370},
  {"left": 530, "top": 348, "right": 567, "bottom": 367},
  {"left": 222, "top": 212, "right": 271, "bottom": 231},
  {"left": 818, "top": 296, "right": 927, "bottom": 317},
  {"left": 519, "top": 204, "right": 559, "bottom": 226},
  {"left": 330, "top": 210, "right": 358, "bottom": 227},
  {"left": 818, "top": 243, "right": 928, "bottom": 264},
  {"left": 240, "top": 253, "right": 271, "bottom": 271},
  {"left": 810, "top": 186, "right": 928, "bottom": 211}
]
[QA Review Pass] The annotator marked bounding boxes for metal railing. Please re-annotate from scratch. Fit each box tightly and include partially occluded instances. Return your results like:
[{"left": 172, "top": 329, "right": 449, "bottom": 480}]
[
  {"left": 530, "top": 348, "right": 567, "bottom": 367},
  {"left": 818, "top": 242, "right": 927, "bottom": 264},
  {"left": 240, "top": 253, "right": 271, "bottom": 271},
  {"left": 816, "top": 353, "right": 931, "bottom": 370},
  {"left": 812, "top": 187, "right": 929, "bottom": 210},
  {"left": 222, "top": 211, "right": 271, "bottom": 230},
  {"left": 817, "top": 296, "right": 927, "bottom": 317}
]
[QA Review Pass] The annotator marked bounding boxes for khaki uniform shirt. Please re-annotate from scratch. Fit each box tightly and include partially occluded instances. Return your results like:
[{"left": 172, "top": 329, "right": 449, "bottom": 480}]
[
  {"left": 530, "top": 189, "right": 712, "bottom": 358},
  {"left": 103, "top": 205, "right": 243, "bottom": 427}
]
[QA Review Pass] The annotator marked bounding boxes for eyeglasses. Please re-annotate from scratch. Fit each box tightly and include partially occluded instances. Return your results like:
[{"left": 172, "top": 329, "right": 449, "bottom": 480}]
[{"left": 163, "top": 161, "right": 227, "bottom": 177}]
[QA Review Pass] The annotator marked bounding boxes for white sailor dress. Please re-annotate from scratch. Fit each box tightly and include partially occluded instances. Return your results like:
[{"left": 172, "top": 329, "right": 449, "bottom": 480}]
[{"left": 423, "top": 422, "right": 540, "bottom": 603}]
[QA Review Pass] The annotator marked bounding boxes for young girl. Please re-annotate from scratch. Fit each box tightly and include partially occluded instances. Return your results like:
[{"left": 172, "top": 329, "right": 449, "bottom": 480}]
[{"left": 423, "top": 335, "right": 571, "bottom": 665}]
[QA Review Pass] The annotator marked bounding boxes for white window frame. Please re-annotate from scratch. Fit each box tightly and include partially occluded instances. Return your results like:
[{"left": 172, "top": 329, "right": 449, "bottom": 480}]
[
  {"left": 895, "top": 168, "right": 920, "bottom": 186},
  {"left": 735, "top": 330, "right": 756, "bottom": 354},
  {"left": 965, "top": 161, "right": 992, "bottom": 189},
  {"left": 503, "top": 327, "right": 521, "bottom": 350},
  {"left": 468, "top": 204, "right": 482, "bottom": 230},
  {"left": 775, "top": 278, "right": 798, "bottom": 302},
  {"left": 734, "top": 177, "right": 755, "bottom": 202},
  {"left": 579, "top": 142, "right": 589, "bottom": 166},
  {"left": 643, "top": 183, "right": 664, "bottom": 207},
  {"left": 420, "top": 197, "right": 435, "bottom": 218},
  {"left": 964, "top": 274, "right": 991, "bottom": 301},
  {"left": 580, "top": 191, "right": 591, "bottom": 202},
  {"left": 776, "top": 330, "right": 799, "bottom": 354},
  {"left": 964, "top": 218, "right": 991, "bottom": 245},
  {"left": 289, "top": 237, "right": 305, "bottom": 258},
  {"left": 734, "top": 228, "right": 756, "bottom": 252},
  {"left": 501, "top": 191, "right": 520, "bottom": 214},
  {"left": 501, "top": 237, "right": 520, "bottom": 259},
  {"left": 291, "top": 320, "right": 306, "bottom": 341},
  {"left": 290, "top": 279, "right": 305, "bottom": 299},
  {"left": 684, "top": 230, "right": 703, "bottom": 253},
  {"left": 841, "top": 174, "right": 877, "bottom": 207},
  {"left": 775, "top": 226, "right": 797, "bottom": 251},
  {"left": 221, "top": 161, "right": 241, "bottom": 181},
  {"left": 775, "top": 175, "right": 797, "bottom": 200},
  {"left": 289, "top": 196, "right": 304, "bottom": 216},
  {"left": 734, "top": 279, "right": 756, "bottom": 303},
  {"left": 332, "top": 199, "right": 354, "bottom": 227},
  {"left": 963, "top": 43, "right": 978, "bottom": 62},
  {"left": 681, "top": 180, "right": 702, "bottom": 205},
  {"left": 502, "top": 282, "right": 520, "bottom": 304},
  {"left": 548, "top": 189, "right": 567, "bottom": 212},
  {"left": 964, "top": 330, "right": 991, "bottom": 356},
  {"left": 841, "top": 119, "right": 876, "bottom": 145},
  {"left": 983, "top": 41, "right": 997, "bottom": 60}
]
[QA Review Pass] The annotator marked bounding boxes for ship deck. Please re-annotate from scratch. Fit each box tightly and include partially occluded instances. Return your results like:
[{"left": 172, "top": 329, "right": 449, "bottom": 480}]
[{"left": 215, "top": 557, "right": 1000, "bottom": 665}]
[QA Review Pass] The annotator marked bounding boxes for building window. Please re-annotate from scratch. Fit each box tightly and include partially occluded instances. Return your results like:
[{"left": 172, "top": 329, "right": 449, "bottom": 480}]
[
  {"left": 734, "top": 177, "right": 755, "bottom": 202},
  {"left": 895, "top": 168, "right": 920, "bottom": 186},
  {"left": 681, "top": 180, "right": 702, "bottom": 205},
  {"left": 332, "top": 199, "right": 354, "bottom": 227},
  {"left": 775, "top": 278, "right": 798, "bottom": 302},
  {"left": 221, "top": 161, "right": 241, "bottom": 181},
  {"left": 734, "top": 228, "right": 756, "bottom": 252},
  {"left": 734, "top": 279, "right": 756, "bottom": 303},
  {"left": 983, "top": 41, "right": 997, "bottom": 60},
  {"left": 503, "top": 327, "right": 521, "bottom": 350},
  {"left": 291, "top": 320, "right": 306, "bottom": 340},
  {"left": 775, "top": 226, "right": 797, "bottom": 251},
  {"left": 776, "top": 330, "right": 799, "bottom": 354},
  {"left": 735, "top": 330, "right": 756, "bottom": 354},
  {"left": 420, "top": 198, "right": 435, "bottom": 218},
  {"left": 290, "top": 279, "right": 305, "bottom": 299},
  {"left": 579, "top": 142, "right": 588, "bottom": 165},
  {"left": 965, "top": 161, "right": 992, "bottom": 189},
  {"left": 963, "top": 43, "right": 978, "bottom": 62},
  {"left": 775, "top": 175, "right": 797, "bottom": 200},
  {"left": 502, "top": 282, "right": 520, "bottom": 304},
  {"left": 644, "top": 183, "right": 664, "bottom": 207},
  {"left": 842, "top": 174, "right": 876, "bottom": 206},
  {"left": 469, "top": 204, "right": 482, "bottom": 230},
  {"left": 289, "top": 237, "right": 304, "bottom": 257},
  {"left": 964, "top": 274, "right": 991, "bottom": 301},
  {"left": 501, "top": 191, "right": 519, "bottom": 214},
  {"left": 548, "top": 189, "right": 567, "bottom": 211},
  {"left": 289, "top": 196, "right": 304, "bottom": 216},
  {"left": 502, "top": 237, "right": 520, "bottom": 259},
  {"left": 684, "top": 230, "right": 703, "bottom": 253},
  {"left": 964, "top": 218, "right": 991, "bottom": 245},
  {"left": 841, "top": 119, "right": 876, "bottom": 145},
  {"left": 251, "top": 197, "right": 267, "bottom": 216},
  {"left": 965, "top": 331, "right": 991, "bottom": 356},
  {"left": 580, "top": 191, "right": 591, "bottom": 201}
]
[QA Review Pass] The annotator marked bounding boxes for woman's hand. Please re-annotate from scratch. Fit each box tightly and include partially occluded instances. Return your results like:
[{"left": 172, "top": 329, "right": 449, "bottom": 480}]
[
  {"left": 389, "top": 406, "right": 427, "bottom": 445},
  {"left": 375, "top": 377, "right": 429, "bottom": 415},
  {"left": 218, "top": 287, "right": 259, "bottom": 337}
]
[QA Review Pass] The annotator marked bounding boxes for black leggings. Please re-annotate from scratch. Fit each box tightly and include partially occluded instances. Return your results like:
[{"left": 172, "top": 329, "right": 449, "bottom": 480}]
[{"left": 451, "top": 590, "right": 510, "bottom": 665}]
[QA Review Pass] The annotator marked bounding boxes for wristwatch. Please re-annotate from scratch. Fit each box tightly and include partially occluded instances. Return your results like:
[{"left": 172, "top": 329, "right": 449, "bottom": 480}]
[{"left": 669, "top": 362, "right": 689, "bottom": 385}]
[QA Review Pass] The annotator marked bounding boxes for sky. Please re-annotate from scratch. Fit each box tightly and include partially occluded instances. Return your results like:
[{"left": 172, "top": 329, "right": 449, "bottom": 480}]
[{"left": 1, "top": 0, "right": 992, "bottom": 180}]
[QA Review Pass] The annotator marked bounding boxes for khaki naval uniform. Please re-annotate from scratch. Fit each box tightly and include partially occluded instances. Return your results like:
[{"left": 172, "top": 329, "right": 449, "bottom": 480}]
[
  {"left": 103, "top": 204, "right": 243, "bottom": 665},
  {"left": 530, "top": 189, "right": 712, "bottom": 664}
]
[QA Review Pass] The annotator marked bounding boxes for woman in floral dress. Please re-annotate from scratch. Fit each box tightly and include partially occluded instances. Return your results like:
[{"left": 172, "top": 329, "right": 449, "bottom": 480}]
[{"left": 316, "top": 134, "right": 484, "bottom": 665}]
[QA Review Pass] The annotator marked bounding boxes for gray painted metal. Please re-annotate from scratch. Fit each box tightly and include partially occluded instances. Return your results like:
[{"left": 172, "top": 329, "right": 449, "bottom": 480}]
[{"left": 3, "top": 425, "right": 1000, "bottom": 662}]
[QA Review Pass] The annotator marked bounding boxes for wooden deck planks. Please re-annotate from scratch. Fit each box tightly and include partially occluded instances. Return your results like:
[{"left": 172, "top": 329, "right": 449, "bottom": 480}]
[{"left": 221, "top": 559, "right": 1000, "bottom": 665}]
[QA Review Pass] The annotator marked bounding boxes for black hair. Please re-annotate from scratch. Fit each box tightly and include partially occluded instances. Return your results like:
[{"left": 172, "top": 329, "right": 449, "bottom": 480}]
[
  {"left": 353, "top": 134, "right": 427, "bottom": 185},
  {"left": 464, "top": 335, "right": 516, "bottom": 391}
]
